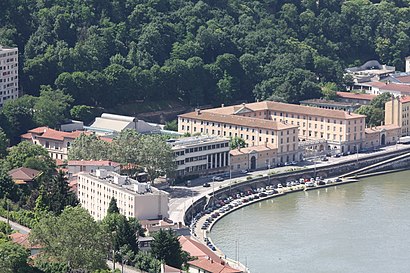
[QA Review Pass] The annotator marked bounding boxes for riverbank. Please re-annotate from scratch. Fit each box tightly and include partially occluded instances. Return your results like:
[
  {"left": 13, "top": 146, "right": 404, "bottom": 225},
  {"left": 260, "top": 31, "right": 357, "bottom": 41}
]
[
  {"left": 192, "top": 176, "right": 365, "bottom": 272},
  {"left": 208, "top": 170, "right": 410, "bottom": 273}
]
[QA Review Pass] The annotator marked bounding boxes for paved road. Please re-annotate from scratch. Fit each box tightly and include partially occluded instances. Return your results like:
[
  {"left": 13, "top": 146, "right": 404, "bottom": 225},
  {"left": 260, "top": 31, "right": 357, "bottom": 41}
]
[
  {"left": 167, "top": 143, "right": 410, "bottom": 223},
  {"left": 0, "top": 215, "right": 31, "bottom": 234}
]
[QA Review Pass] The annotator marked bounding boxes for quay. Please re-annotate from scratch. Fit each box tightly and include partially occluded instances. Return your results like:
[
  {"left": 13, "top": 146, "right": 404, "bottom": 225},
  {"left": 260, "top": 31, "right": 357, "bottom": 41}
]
[{"left": 167, "top": 144, "right": 410, "bottom": 272}]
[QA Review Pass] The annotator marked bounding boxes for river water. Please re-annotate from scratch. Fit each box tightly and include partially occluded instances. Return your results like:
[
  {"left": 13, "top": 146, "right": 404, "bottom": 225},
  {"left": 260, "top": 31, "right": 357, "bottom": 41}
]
[{"left": 210, "top": 171, "right": 410, "bottom": 273}]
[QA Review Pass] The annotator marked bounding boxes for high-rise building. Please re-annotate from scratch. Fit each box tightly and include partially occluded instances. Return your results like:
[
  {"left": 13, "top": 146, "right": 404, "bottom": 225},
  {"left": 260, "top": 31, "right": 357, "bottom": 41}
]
[{"left": 0, "top": 45, "right": 18, "bottom": 107}]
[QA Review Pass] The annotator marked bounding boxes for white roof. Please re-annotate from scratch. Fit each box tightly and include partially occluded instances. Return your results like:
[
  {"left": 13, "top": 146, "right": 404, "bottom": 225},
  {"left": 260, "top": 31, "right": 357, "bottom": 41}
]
[{"left": 91, "top": 117, "right": 133, "bottom": 132}]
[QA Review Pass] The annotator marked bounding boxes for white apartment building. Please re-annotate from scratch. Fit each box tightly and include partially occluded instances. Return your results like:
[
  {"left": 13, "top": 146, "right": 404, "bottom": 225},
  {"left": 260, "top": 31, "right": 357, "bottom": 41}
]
[
  {"left": 0, "top": 46, "right": 18, "bottom": 107},
  {"left": 167, "top": 136, "right": 230, "bottom": 177},
  {"left": 77, "top": 170, "right": 169, "bottom": 221}
]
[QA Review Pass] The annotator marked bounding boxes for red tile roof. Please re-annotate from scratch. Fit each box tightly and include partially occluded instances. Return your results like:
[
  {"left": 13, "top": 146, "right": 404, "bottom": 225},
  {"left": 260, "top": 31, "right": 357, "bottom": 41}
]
[
  {"left": 21, "top": 132, "right": 33, "bottom": 140},
  {"left": 179, "top": 236, "right": 222, "bottom": 263},
  {"left": 179, "top": 111, "right": 297, "bottom": 131},
  {"left": 365, "top": 124, "right": 401, "bottom": 134},
  {"left": 399, "top": 96, "right": 410, "bottom": 103},
  {"left": 22, "top": 127, "right": 112, "bottom": 143},
  {"left": 188, "top": 259, "right": 242, "bottom": 273},
  {"left": 8, "top": 167, "right": 41, "bottom": 183},
  {"left": 336, "top": 92, "right": 376, "bottom": 101},
  {"left": 230, "top": 144, "right": 277, "bottom": 156},
  {"left": 395, "top": 75, "right": 410, "bottom": 83},
  {"left": 368, "top": 82, "right": 410, "bottom": 93},
  {"left": 68, "top": 160, "right": 121, "bottom": 167},
  {"left": 163, "top": 264, "right": 183, "bottom": 273},
  {"left": 203, "top": 101, "right": 365, "bottom": 120},
  {"left": 9, "top": 233, "right": 41, "bottom": 249}
]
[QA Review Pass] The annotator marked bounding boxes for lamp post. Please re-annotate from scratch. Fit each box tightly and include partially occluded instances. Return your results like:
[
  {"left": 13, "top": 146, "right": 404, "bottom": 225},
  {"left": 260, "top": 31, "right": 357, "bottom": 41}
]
[
  {"left": 268, "top": 164, "right": 271, "bottom": 185},
  {"left": 212, "top": 177, "right": 215, "bottom": 207}
]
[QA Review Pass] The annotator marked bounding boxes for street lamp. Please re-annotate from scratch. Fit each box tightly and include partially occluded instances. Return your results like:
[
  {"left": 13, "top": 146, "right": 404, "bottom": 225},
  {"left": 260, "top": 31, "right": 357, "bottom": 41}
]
[
  {"left": 267, "top": 164, "right": 271, "bottom": 185},
  {"left": 212, "top": 177, "right": 215, "bottom": 207}
]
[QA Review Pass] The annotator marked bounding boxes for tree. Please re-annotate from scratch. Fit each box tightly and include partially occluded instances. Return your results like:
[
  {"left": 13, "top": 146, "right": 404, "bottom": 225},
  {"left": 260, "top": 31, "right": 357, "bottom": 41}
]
[
  {"left": 70, "top": 105, "right": 101, "bottom": 125},
  {"left": 0, "top": 167, "right": 17, "bottom": 201},
  {"left": 102, "top": 213, "right": 138, "bottom": 257},
  {"left": 151, "top": 229, "right": 188, "bottom": 269},
  {"left": 40, "top": 171, "right": 78, "bottom": 215},
  {"left": 68, "top": 133, "right": 111, "bottom": 160},
  {"left": 138, "top": 135, "right": 175, "bottom": 182},
  {"left": 229, "top": 136, "right": 246, "bottom": 149},
  {"left": 6, "top": 141, "right": 54, "bottom": 171},
  {"left": 355, "top": 105, "right": 384, "bottom": 126},
  {"left": 33, "top": 86, "right": 74, "bottom": 128},
  {"left": 0, "top": 222, "right": 12, "bottom": 236},
  {"left": 0, "top": 129, "right": 9, "bottom": 158},
  {"left": 30, "top": 206, "right": 109, "bottom": 272},
  {"left": 107, "top": 197, "right": 119, "bottom": 214},
  {"left": 0, "top": 239, "right": 31, "bottom": 273},
  {"left": 371, "top": 92, "right": 391, "bottom": 109},
  {"left": 110, "top": 129, "right": 141, "bottom": 164},
  {"left": 321, "top": 82, "right": 338, "bottom": 100},
  {"left": 164, "top": 120, "right": 178, "bottom": 131}
]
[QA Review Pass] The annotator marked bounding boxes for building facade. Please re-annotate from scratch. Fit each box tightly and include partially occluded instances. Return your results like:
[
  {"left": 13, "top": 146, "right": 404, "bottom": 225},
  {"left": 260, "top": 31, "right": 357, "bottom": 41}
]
[
  {"left": 363, "top": 125, "right": 400, "bottom": 149},
  {"left": 385, "top": 96, "right": 410, "bottom": 136},
  {"left": 67, "top": 160, "right": 121, "bottom": 178},
  {"left": 230, "top": 145, "right": 278, "bottom": 172},
  {"left": 178, "top": 108, "right": 300, "bottom": 163},
  {"left": 21, "top": 127, "right": 112, "bottom": 160},
  {"left": 168, "top": 136, "right": 230, "bottom": 177},
  {"left": 0, "top": 46, "right": 18, "bottom": 107},
  {"left": 77, "top": 170, "right": 169, "bottom": 221},
  {"left": 179, "top": 101, "right": 366, "bottom": 154}
]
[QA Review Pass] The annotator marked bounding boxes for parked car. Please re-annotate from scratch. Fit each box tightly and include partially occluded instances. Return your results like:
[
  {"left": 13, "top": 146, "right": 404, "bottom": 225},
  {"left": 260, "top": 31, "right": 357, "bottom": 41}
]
[
  {"left": 203, "top": 183, "right": 211, "bottom": 187},
  {"left": 321, "top": 157, "right": 328, "bottom": 161},
  {"left": 213, "top": 176, "right": 224, "bottom": 182},
  {"left": 241, "top": 169, "right": 248, "bottom": 174}
]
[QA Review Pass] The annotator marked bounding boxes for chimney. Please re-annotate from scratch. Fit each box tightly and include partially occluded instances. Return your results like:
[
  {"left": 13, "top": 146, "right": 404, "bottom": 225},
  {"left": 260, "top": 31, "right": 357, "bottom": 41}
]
[
  {"left": 221, "top": 104, "right": 224, "bottom": 108},
  {"left": 242, "top": 102, "right": 246, "bottom": 107},
  {"left": 195, "top": 108, "right": 201, "bottom": 115}
]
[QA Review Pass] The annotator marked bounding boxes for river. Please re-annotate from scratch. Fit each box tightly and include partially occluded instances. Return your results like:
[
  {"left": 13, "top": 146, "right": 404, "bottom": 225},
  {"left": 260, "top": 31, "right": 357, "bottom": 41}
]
[{"left": 209, "top": 171, "right": 410, "bottom": 273}]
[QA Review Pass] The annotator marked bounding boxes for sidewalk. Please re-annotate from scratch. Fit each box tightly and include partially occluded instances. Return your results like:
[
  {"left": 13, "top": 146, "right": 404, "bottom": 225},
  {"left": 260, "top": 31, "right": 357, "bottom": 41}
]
[{"left": 0, "top": 215, "right": 31, "bottom": 234}]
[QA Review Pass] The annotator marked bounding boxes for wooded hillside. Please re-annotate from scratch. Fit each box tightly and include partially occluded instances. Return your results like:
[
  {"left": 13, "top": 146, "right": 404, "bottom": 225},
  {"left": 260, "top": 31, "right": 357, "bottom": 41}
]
[{"left": 1, "top": 0, "right": 409, "bottom": 107}]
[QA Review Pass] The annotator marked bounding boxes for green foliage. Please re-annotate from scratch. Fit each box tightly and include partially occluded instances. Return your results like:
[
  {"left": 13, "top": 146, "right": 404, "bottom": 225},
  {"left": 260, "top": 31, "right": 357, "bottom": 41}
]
[
  {"left": 133, "top": 252, "right": 161, "bottom": 273},
  {"left": 150, "top": 229, "right": 188, "bottom": 269},
  {"left": 107, "top": 197, "right": 120, "bottom": 214},
  {"left": 321, "top": 82, "right": 338, "bottom": 100},
  {"left": 0, "top": 200, "right": 37, "bottom": 228},
  {"left": 5, "top": 141, "right": 51, "bottom": 170},
  {"left": 30, "top": 206, "right": 109, "bottom": 272},
  {"left": 0, "top": 128, "right": 9, "bottom": 158},
  {"left": 229, "top": 136, "right": 247, "bottom": 149},
  {"left": 0, "top": 239, "right": 31, "bottom": 273},
  {"left": 354, "top": 93, "right": 392, "bottom": 126},
  {"left": 70, "top": 105, "right": 101, "bottom": 125},
  {"left": 370, "top": 92, "right": 391, "bottom": 109},
  {"left": 0, "top": 222, "right": 12, "bottom": 236},
  {"left": 355, "top": 105, "right": 384, "bottom": 126},
  {"left": 68, "top": 133, "right": 111, "bottom": 161},
  {"left": 164, "top": 120, "right": 178, "bottom": 131},
  {"left": 2, "top": 0, "right": 408, "bottom": 118},
  {"left": 33, "top": 86, "right": 74, "bottom": 128},
  {"left": 102, "top": 213, "right": 139, "bottom": 256},
  {"left": 38, "top": 171, "right": 79, "bottom": 215},
  {"left": 0, "top": 168, "right": 16, "bottom": 200}
]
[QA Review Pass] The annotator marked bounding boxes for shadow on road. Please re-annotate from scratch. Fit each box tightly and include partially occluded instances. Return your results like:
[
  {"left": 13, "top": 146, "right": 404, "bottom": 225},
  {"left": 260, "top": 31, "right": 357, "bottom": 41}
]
[{"left": 165, "top": 187, "right": 201, "bottom": 198}]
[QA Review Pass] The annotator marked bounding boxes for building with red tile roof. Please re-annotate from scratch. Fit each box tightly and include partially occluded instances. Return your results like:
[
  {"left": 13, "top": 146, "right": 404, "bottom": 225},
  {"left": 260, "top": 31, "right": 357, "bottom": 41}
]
[
  {"left": 8, "top": 167, "right": 41, "bottom": 185},
  {"left": 9, "top": 232, "right": 41, "bottom": 256},
  {"left": 336, "top": 92, "right": 376, "bottom": 102},
  {"left": 179, "top": 100, "right": 366, "bottom": 155},
  {"left": 21, "top": 127, "right": 112, "bottom": 161},
  {"left": 188, "top": 258, "right": 242, "bottom": 273}
]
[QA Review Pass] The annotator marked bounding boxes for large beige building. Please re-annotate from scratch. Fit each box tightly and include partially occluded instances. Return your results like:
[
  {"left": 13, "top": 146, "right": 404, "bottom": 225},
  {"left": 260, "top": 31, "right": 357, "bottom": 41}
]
[
  {"left": 385, "top": 96, "right": 410, "bottom": 136},
  {"left": 0, "top": 46, "right": 19, "bottom": 107},
  {"left": 77, "top": 169, "right": 169, "bottom": 221},
  {"left": 167, "top": 136, "right": 230, "bottom": 177},
  {"left": 179, "top": 101, "right": 366, "bottom": 154},
  {"left": 178, "top": 108, "right": 300, "bottom": 163},
  {"left": 230, "top": 144, "right": 278, "bottom": 172}
]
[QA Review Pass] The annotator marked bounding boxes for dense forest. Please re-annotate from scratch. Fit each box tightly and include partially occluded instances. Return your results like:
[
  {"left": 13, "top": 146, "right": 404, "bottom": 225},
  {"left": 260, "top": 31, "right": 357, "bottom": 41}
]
[{"left": 1, "top": 0, "right": 410, "bottom": 108}]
